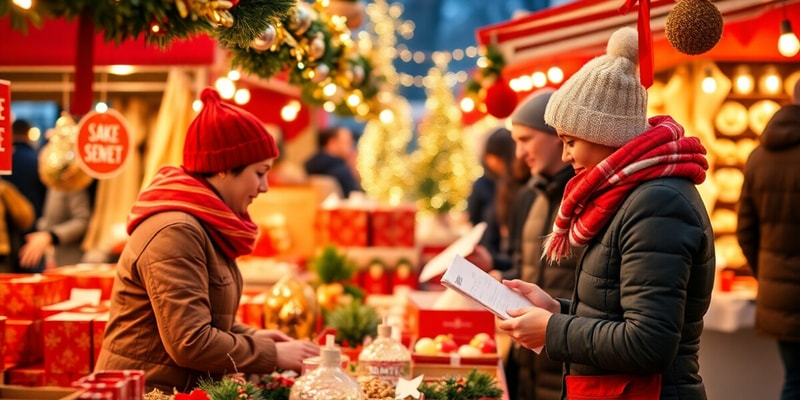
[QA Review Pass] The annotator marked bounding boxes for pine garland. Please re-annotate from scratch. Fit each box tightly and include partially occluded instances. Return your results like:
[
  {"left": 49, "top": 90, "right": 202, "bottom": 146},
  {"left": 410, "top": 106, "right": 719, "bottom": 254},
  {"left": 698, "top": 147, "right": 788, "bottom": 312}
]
[
  {"left": 418, "top": 369, "right": 504, "bottom": 400},
  {"left": 215, "top": 0, "right": 296, "bottom": 49},
  {"left": 0, "top": 0, "right": 295, "bottom": 47}
]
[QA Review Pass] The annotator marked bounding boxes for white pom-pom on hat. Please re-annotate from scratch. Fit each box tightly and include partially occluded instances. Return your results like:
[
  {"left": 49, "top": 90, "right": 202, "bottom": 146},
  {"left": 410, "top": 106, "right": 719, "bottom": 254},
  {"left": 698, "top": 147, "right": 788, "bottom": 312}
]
[
  {"left": 606, "top": 26, "right": 639, "bottom": 63},
  {"left": 544, "top": 26, "right": 648, "bottom": 148}
]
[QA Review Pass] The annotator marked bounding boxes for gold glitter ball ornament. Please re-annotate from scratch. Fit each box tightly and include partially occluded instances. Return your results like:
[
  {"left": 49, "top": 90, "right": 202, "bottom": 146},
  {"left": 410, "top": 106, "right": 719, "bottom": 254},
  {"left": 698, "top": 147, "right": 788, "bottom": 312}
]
[
  {"left": 665, "top": 0, "right": 723, "bottom": 55},
  {"left": 38, "top": 114, "right": 94, "bottom": 192},
  {"left": 263, "top": 272, "right": 319, "bottom": 339}
]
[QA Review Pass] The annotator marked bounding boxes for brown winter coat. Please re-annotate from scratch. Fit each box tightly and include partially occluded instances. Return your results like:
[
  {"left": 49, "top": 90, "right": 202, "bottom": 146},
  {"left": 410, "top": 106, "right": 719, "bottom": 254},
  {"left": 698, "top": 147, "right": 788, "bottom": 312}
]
[
  {"left": 95, "top": 211, "right": 277, "bottom": 393},
  {"left": 737, "top": 104, "right": 800, "bottom": 341},
  {"left": 0, "top": 180, "right": 35, "bottom": 257}
]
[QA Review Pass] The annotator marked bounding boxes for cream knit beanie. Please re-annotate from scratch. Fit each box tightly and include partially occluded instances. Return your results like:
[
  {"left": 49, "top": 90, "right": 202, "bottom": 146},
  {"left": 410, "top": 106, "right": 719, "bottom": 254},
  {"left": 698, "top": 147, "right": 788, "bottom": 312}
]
[{"left": 544, "top": 27, "right": 648, "bottom": 148}]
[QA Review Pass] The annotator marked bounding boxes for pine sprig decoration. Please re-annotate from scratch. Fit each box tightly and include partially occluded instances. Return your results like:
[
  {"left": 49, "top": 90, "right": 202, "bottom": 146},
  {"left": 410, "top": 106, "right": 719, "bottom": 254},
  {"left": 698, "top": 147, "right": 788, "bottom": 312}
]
[
  {"left": 215, "top": 0, "right": 296, "bottom": 49},
  {"left": 419, "top": 369, "right": 504, "bottom": 400},
  {"left": 309, "top": 245, "right": 356, "bottom": 284},
  {"left": 1, "top": 0, "right": 294, "bottom": 48},
  {"left": 324, "top": 301, "right": 380, "bottom": 348},
  {"left": 464, "top": 44, "right": 506, "bottom": 99},
  {"left": 196, "top": 376, "right": 264, "bottom": 400}
]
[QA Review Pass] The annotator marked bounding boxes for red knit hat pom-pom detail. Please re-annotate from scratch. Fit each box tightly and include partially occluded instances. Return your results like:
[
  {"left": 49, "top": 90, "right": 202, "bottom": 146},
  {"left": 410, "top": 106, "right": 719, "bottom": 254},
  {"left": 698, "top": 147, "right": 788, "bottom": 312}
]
[{"left": 200, "top": 88, "right": 221, "bottom": 105}]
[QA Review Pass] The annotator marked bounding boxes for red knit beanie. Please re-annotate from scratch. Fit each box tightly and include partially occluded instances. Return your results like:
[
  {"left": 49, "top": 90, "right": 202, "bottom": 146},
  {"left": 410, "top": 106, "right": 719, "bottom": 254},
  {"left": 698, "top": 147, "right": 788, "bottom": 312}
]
[{"left": 183, "top": 88, "right": 279, "bottom": 173}]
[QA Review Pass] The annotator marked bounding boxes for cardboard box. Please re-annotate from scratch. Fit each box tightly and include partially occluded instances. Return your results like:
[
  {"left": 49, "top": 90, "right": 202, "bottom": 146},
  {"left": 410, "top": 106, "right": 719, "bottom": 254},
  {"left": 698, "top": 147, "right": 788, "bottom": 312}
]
[
  {"left": 44, "top": 313, "right": 103, "bottom": 375},
  {"left": 406, "top": 290, "right": 495, "bottom": 343},
  {"left": 43, "top": 265, "right": 116, "bottom": 301},
  {"left": 3, "top": 319, "right": 42, "bottom": 366},
  {"left": 0, "top": 385, "right": 85, "bottom": 399},
  {"left": 0, "top": 274, "right": 69, "bottom": 319}
]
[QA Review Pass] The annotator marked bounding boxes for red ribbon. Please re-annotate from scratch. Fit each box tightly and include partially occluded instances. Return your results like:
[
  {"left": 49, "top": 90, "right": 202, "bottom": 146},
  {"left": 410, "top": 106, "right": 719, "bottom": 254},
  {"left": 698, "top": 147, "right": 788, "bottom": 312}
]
[
  {"left": 619, "top": 0, "right": 653, "bottom": 88},
  {"left": 71, "top": 9, "right": 95, "bottom": 116}
]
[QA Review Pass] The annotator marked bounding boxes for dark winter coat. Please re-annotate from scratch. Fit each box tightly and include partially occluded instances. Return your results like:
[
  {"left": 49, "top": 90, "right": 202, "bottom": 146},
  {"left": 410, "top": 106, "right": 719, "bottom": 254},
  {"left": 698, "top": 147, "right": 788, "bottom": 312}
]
[
  {"left": 303, "top": 152, "right": 361, "bottom": 197},
  {"left": 514, "top": 166, "right": 577, "bottom": 400},
  {"left": 546, "top": 177, "right": 715, "bottom": 400},
  {"left": 737, "top": 104, "right": 800, "bottom": 341}
]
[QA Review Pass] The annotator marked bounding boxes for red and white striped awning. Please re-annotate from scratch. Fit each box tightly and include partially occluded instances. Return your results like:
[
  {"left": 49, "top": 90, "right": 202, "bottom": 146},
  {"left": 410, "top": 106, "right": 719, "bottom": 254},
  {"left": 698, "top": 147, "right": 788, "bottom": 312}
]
[{"left": 476, "top": 0, "right": 800, "bottom": 82}]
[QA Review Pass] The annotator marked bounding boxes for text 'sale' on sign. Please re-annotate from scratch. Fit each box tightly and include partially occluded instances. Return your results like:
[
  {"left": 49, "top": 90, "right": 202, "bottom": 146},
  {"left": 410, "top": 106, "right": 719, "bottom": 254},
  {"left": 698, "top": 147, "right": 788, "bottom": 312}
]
[
  {"left": 76, "top": 109, "right": 132, "bottom": 179},
  {"left": 0, "top": 80, "right": 11, "bottom": 175}
]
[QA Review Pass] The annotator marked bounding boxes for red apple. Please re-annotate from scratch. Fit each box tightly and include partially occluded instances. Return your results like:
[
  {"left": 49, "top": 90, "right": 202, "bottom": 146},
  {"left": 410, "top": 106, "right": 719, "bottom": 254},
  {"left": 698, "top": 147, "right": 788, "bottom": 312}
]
[
  {"left": 479, "top": 338, "right": 497, "bottom": 354},
  {"left": 437, "top": 338, "right": 458, "bottom": 354}
]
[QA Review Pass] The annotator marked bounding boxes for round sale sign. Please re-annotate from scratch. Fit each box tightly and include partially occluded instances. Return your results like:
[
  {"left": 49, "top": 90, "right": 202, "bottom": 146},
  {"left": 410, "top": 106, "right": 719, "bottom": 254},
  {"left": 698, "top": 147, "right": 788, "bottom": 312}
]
[{"left": 76, "top": 109, "right": 132, "bottom": 179}]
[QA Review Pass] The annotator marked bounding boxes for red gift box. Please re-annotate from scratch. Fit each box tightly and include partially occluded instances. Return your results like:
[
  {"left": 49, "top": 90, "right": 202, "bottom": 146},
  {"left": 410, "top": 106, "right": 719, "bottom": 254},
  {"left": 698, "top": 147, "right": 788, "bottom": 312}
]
[
  {"left": 44, "top": 312, "right": 104, "bottom": 375},
  {"left": 45, "top": 371, "right": 83, "bottom": 387},
  {"left": 370, "top": 205, "right": 416, "bottom": 247},
  {"left": 6, "top": 363, "right": 47, "bottom": 387},
  {"left": 315, "top": 207, "right": 369, "bottom": 247},
  {"left": 92, "top": 313, "right": 109, "bottom": 370},
  {"left": 4, "top": 319, "right": 43, "bottom": 366},
  {"left": 0, "top": 274, "right": 69, "bottom": 319},
  {"left": 74, "top": 370, "right": 144, "bottom": 400},
  {"left": 0, "top": 316, "right": 5, "bottom": 366},
  {"left": 43, "top": 264, "right": 117, "bottom": 301},
  {"left": 406, "top": 291, "right": 495, "bottom": 344},
  {"left": 237, "top": 292, "right": 267, "bottom": 329}
]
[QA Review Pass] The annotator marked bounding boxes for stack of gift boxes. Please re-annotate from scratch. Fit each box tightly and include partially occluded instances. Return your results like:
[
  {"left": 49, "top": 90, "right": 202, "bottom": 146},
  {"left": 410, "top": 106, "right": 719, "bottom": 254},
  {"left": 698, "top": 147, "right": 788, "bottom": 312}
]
[
  {"left": 1, "top": 266, "right": 115, "bottom": 390},
  {"left": 314, "top": 198, "right": 419, "bottom": 297}
]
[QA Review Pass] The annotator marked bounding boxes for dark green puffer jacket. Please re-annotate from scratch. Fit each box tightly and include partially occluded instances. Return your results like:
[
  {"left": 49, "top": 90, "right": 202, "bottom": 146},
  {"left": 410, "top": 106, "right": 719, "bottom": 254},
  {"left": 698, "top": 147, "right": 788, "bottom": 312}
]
[{"left": 545, "top": 177, "right": 716, "bottom": 400}]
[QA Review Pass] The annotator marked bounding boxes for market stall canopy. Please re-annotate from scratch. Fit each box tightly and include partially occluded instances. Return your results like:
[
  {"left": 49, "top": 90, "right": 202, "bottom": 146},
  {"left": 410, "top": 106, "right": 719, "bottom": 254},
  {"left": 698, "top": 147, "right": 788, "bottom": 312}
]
[{"left": 476, "top": 0, "right": 800, "bottom": 80}]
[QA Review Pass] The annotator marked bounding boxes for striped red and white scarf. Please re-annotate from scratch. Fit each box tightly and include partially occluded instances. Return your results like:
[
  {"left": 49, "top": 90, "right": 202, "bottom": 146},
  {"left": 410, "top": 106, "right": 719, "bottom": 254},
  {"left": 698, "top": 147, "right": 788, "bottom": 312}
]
[
  {"left": 128, "top": 166, "right": 258, "bottom": 259},
  {"left": 543, "top": 116, "right": 708, "bottom": 262}
]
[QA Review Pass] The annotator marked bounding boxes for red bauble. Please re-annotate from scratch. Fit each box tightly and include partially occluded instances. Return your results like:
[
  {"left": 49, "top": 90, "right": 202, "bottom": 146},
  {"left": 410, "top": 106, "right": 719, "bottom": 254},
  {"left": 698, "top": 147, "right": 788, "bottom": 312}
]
[{"left": 484, "top": 79, "right": 518, "bottom": 119}]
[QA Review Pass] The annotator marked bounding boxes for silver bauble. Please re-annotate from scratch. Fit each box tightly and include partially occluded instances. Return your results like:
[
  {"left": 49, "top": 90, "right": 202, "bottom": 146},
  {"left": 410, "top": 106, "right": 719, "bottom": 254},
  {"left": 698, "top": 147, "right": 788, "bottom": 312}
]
[
  {"left": 287, "top": 3, "right": 313, "bottom": 36},
  {"left": 312, "top": 64, "right": 330, "bottom": 83},
  {"left": 251, "top": 24, "right": 278, "bottom": 51},
  {"left": 38, "top": 115, "right": 94, "bottom": 192},
  {"left": 351, "top": 64, "right": 366, "bottom": 86},
  {"left": 308, "top": 36, "right": 326, "bottom": 60}
]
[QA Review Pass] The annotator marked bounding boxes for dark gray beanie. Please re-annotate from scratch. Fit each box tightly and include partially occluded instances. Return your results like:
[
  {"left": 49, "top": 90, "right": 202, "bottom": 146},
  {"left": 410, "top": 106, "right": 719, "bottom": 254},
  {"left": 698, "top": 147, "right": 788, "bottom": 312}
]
[{"left": 510, "top": 88, "right": 557, "bottom": 135}]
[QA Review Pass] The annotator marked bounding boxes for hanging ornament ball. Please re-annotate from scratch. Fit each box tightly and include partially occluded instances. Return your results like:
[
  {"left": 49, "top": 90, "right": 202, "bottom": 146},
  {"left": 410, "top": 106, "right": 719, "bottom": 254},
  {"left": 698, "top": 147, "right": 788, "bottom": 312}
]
[
  {"left": 251, "top": 24, "right": 278, "bottom": 51},
  {"left": 263, "top": 273, "right": 319, "bottom": 339},
  {"left": 38, "top": 115, "right": 94, "bottom": 192},
  {"left": 312, "top": 64, "right": 331, "bottom": 83},
  {"left": 665, "top": 0, "right": 723, "bottom": 55},
  {"left": 308, "top": 36, "right": 326, "bottom": 60},
  {"left": 287, "top": 3, "right": 313, "bottom": 36},
  {"left": 351, "top": 64, "right": 366, "bottom": 87},
  {"left": 484, "top": 79, "right": 518, "bottom": 119}
]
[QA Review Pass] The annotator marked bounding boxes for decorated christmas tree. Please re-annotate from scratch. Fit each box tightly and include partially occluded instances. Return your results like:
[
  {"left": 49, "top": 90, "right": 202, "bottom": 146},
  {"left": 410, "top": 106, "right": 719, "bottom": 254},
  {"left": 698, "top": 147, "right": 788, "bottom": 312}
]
[
  {"left": 355, "top": 0, "right": 415, "bottom": 204},
  {"left": 411, "top": 61, "right": 481, "bottom": 214}
]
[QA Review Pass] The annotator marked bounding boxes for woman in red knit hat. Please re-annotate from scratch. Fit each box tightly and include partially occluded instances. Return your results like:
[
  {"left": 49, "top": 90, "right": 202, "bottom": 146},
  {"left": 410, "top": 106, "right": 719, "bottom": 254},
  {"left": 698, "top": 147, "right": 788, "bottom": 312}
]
[{"left": 95, "top": 88, "right": 320, "bottom": 393}]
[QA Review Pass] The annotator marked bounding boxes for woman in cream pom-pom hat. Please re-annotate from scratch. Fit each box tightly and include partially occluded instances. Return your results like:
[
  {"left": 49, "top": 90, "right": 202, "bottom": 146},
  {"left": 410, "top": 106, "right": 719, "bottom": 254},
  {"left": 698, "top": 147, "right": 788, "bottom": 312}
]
[{"left": 496, "top": 27, "right": 714, "bottom": 400}]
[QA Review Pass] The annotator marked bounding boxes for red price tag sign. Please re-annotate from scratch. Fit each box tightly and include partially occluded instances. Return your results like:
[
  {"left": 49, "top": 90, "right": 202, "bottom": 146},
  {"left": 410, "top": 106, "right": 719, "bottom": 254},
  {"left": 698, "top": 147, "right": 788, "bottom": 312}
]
[
  {"left": 0, "top": 80, "right": 11, "bottom": 175},
  {"left": 76, "top": 109, "right": 132, "bottom": 179}
]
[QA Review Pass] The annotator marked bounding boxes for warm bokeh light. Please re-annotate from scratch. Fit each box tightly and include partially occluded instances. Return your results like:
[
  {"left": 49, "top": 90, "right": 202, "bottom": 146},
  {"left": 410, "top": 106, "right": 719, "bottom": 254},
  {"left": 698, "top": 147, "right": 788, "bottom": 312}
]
[
  {"left": 779, "top": 20, "right": 800, "bottom": 57},
  {"left": 547, "top": 66, "right": 564, "bottom": 84},
  {"left": 94, "top": 102, "right": 109, "bottom": 113},
  {"left": 214, "top": 77, "right": 235, "bottom": 99},
  {"left": 733, "top": 65, "right": 754, "bottom": 95},
  {"left": 233, "top": 88, "right": 250, "bottom": 104}
]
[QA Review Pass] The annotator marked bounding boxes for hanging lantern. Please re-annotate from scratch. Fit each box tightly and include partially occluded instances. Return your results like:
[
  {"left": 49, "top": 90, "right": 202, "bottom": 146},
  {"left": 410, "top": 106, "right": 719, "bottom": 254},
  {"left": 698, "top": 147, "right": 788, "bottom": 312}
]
[
  {"left": 251, "top": 24, "right": 278, "bottom": 51},
  {"left": 263, "top": 271, "right": 319, "bottom": 339},
  {"left": 665, "top": 0, "right": 723, "bottom": 55},
  {"left": 38, "top": 114, "right": 94, "bottom": 192},
  {"left": 484, "top": 78, "right": 518, "bottom": 119}
]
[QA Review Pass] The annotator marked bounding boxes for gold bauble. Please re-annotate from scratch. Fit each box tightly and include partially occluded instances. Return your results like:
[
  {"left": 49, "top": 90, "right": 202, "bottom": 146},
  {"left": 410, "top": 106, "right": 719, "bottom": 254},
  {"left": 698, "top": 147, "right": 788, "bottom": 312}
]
[
  {"left": 263, "top": 273, "right": 319, "bottom": 339},
  {"left": 38, "top": 114, "right": 94, "bottom": 192}
]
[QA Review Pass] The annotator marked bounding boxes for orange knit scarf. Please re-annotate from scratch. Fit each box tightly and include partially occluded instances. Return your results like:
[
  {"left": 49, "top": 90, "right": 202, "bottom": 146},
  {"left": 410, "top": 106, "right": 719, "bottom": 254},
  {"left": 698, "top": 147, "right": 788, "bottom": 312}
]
[{"left": 128, "top": 166, "right": 258, "bottom": 259}]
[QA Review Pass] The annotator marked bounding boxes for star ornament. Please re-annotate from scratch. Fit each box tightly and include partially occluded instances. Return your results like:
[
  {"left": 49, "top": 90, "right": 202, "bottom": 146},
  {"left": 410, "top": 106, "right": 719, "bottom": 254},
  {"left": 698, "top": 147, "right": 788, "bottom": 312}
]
[{"left": 395, "top": 374, "right": 424, "bottom": 399}]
